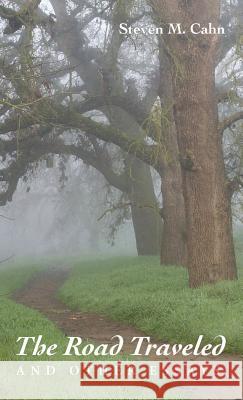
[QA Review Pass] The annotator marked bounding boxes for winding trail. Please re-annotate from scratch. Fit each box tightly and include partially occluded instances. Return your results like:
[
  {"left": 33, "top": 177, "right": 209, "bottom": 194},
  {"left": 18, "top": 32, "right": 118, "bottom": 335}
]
[
  {"left": 12, "top": 266, "right": 243, "bottom": 362},
  {"left": 12, "top": 266, "right": 152, "bottom": 355}
]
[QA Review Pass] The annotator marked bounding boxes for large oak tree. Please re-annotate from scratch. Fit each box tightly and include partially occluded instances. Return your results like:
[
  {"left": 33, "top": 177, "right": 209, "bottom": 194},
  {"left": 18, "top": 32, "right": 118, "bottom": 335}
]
[{"left": 150, "top": 0, "right": 239, "bottom": 286}]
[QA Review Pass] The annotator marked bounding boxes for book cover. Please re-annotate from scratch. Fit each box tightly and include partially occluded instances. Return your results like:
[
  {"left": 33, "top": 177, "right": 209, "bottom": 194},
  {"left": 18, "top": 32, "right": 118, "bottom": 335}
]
[{"left": 0, "top": 0, "right": 242, "bottom": 399}]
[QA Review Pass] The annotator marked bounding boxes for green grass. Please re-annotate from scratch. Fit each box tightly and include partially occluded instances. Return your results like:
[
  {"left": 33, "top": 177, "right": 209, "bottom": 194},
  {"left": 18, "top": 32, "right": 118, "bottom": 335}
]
[
  {"left": 1, "top": 235, "right": 243, "bottom": 361},
  {"left": 0, "top": 250, "right": 242, "bottom": 400},
  {"left": 0, "top": 261, "right": 74, "bottom": 361},
  {"left": 0, "top": 260, "right": 129, "bottom": 362},
  {"left": 59, "top": 254, "right": 243, "bottom": 355}
]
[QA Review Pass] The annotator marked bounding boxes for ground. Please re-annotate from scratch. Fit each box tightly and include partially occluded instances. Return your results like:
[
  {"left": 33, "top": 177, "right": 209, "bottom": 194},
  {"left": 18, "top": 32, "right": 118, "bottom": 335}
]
[
  {"left": 0, "top": 261, "right": 69, "bottom": 361},
  {"left": 59, "top": 256, "right": 243, "bottom": 355},
  {"left": 0, "top": 240, "right": 242, "bottom": 361}
]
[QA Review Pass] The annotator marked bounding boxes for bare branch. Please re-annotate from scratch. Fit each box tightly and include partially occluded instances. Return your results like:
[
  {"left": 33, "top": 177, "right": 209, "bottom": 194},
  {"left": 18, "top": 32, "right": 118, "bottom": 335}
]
[
  {"left": 98, "top": 201, "right": 161, "bottom": 222},
  {"left": 0, "top": 255, "right": 15, "bottom": 264},
  {"left": 0, "top": 214, "right": 14, "bottom": 221},
  {"left": 219, "top": 111, "right": 243, "bottom": 134}
]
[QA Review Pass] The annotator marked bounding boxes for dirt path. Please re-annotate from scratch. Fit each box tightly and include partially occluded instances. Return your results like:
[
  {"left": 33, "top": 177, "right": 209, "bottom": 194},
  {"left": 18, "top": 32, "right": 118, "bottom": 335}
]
[
  {"left": 13, "top": 266, "right": 153, "bottom": 355},
  {"left": 13, "top": 266, "right": 243, "bottom": 362}
]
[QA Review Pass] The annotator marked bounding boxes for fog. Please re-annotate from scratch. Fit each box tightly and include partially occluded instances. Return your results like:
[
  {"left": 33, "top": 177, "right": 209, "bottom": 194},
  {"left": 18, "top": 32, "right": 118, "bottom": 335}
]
[
  {"left": 0, "top": 157, "right": 138, "bottom": 259},
  {"left": 0, "top": 0, "right": 242, "bottom": 263}
]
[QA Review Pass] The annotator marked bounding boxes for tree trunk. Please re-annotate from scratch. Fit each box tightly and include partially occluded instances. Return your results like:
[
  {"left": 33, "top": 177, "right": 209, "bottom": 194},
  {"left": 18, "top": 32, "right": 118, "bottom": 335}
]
[
  {"left": 128, "top": 158, "right": 162, "bottom": 256},
  {"left": 158, "top": 38, "right": 187, "bottom": 266},
  {"left": 160, "top": 165, "right": 186, "bottom": 265},
  {"left": 112, "top": 106, "right": 185, "bottom": 261},
  {"left": 153, "top": 0, "right": 238, "bottom": 286}
]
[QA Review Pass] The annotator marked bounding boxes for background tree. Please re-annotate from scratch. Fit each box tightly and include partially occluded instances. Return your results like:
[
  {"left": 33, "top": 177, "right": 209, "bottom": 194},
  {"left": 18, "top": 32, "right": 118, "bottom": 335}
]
[
  {"left": 0, "top": 0, "right": 163, "bottom": 256},
  {"left": 0, "top": 0, "right": 242, "bottom": 286}
]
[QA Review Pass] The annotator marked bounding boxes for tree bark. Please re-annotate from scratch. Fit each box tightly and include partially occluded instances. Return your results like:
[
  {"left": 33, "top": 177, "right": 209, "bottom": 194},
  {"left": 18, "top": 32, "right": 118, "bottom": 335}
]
[
  {"left": 152, "top": 0, "right": 238, "bottom": 286},
  {"left": 158, "top": 38, "right": 187, "bottom": 266},
  {"left": 128, "top": 158, "right": 162, "bottom": 256},
  {"left": 160, "top": 165, "right": 186, "bottom": 265}
]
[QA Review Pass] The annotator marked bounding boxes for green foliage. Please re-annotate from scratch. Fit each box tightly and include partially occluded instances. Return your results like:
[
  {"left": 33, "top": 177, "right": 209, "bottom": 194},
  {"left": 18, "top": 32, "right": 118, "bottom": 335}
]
[{"left": 60, "top": 254, "right": 243, "bottom": 354}]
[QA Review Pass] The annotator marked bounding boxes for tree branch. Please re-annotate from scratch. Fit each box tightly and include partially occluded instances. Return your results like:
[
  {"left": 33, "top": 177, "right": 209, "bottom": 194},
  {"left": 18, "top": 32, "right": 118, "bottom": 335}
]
[
  {"left": 0, "top": 134, "right": 129, "bottom": 204},
  {"left": 0, "top": 255, "right": 15, "bottom": 264},
  {"left": 0, "top": 102, "right": 159, "bottom": 169},
  {"left": 0, "top": 1, "right": 42, "bottom": 33},
  {"left": 219, "top": 111, "right": 243, "bottom": 134}
]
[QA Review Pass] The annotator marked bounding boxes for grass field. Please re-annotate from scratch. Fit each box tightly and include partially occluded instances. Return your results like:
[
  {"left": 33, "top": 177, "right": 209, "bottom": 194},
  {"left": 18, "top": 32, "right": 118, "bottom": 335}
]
[
  {"left": 60, "top": 251, "right": 243, "bottom": 355},
  {"left": 0, "top": 246, "right": 242, "bottom": 400},
  {"left": 0, "top": 261, "right": 128, "bottom": 362},
  {"left": 0, "top": 261, "right": 71, "bottom": 361},
  {"left": 1, "top": 233, "right": 242, "bottom": 360}
]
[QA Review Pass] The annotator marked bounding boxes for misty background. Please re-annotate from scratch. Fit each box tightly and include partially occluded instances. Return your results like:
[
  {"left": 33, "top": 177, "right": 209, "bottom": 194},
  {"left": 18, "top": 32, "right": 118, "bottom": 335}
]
[{"left": 0, "top": 0, "right": 242, "bottom": 261}]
